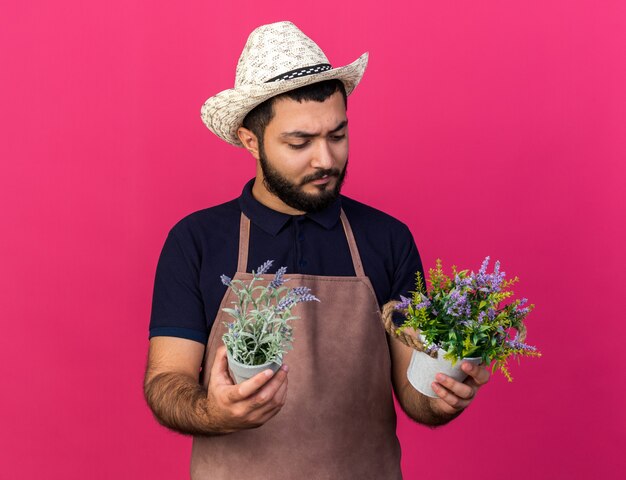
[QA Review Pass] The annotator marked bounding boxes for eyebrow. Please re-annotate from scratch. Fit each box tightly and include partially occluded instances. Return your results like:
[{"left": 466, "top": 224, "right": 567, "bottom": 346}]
[{"left": 280, "top": 120, "right": 348, "bottom": 139}]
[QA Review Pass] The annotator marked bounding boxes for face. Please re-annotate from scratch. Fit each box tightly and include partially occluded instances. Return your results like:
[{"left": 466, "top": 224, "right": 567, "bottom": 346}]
[{"left": 252, "top": 91, "right": 349, "bottom": 213}]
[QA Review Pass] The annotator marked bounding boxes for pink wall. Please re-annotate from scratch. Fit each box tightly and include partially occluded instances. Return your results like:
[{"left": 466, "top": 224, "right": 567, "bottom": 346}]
[{"left": 1, "top": 1, "right": 624, "bottom": 478}]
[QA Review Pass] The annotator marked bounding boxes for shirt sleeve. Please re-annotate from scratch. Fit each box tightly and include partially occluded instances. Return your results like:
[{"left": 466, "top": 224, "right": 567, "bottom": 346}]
[
  {"left": 149, "top": 228, "right": 209, "bottom": 344},
  {"left": 390, "top": 223, "right": 426, "bottom": 325}
]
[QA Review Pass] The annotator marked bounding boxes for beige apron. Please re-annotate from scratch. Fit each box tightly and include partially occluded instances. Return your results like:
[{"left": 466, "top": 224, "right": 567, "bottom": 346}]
[{"left": 191, "top": 210, "right": 402, "bottom": 479}]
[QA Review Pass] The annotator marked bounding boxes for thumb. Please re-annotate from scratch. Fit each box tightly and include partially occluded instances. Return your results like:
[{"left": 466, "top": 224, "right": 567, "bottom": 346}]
[{"left": 210, "top": 345, "right": 235, "bottom": 387}]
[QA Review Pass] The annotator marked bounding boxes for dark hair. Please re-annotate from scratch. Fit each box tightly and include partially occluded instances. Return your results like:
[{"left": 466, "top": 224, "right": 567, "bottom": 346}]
[{"left": 241, "top": 79, "right": 347, "bottom": 148}]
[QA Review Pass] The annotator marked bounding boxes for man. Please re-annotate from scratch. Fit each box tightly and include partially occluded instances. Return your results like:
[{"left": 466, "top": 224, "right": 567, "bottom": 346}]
[{"left": 144, "top": 21, "right": 489, "bottom": 479}]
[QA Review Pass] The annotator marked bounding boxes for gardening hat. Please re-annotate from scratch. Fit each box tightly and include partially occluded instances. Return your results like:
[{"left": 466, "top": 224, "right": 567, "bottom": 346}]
[{"left": 200, "top": 21, "right": 369, "bottom": 147}]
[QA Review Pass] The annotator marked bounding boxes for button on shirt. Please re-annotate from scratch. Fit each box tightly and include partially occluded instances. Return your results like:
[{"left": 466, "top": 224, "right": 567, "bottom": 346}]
[{"left": 149, "top": 178, "right": 424, "bottom": 344}]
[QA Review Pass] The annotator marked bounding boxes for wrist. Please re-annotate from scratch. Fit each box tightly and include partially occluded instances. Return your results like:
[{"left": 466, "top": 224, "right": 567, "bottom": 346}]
[{"left": 196, "top": 391, "right": 238, "bottom": 435}]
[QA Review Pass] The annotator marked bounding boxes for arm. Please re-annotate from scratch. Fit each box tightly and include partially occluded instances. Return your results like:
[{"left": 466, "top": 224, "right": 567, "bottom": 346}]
[
  {"left": 386, "top": 225, "right": 490, "bottom": 425},
  {"left": 388, "top": 335, "right": 490, "bottom": 427},
  {"left": 143, "top": 336, "right": 289, "bottom": 436}
]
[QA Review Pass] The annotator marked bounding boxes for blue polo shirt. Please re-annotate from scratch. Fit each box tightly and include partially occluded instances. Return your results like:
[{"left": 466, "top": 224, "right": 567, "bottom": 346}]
[{"left": 149, "top": 178, "right": 424, "bottom": 344}]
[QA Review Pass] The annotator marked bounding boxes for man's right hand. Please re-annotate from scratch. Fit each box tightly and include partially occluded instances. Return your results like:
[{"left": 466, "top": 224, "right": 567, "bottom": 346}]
[
  {"left": 204, "top": 345, "right": 289, "bottom": 433},
  {"left": 144, "top": 337, "right": 288, "bottom": 437}
]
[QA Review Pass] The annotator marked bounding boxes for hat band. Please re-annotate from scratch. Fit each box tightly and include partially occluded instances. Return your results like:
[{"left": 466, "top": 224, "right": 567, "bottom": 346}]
[{"left": 265, "top": 63, "right": 332, "bottom": 82}]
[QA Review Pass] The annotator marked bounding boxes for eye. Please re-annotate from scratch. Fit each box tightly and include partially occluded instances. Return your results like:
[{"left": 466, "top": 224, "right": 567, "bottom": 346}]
[
  {"left": 288, "top": 142, "right": 309, "bottom": 150},
  {"left": 330, "top": 134, "right": 346, "bottom": 142}
]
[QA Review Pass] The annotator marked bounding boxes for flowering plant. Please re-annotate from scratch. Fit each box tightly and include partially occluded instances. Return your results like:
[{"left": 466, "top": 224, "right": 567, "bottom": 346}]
[
  {"left": 220, "top": 260, "right": 319, "bottom": 367},
  {"left": 394, "top": 256, "right": 541, "bottom": 381}
]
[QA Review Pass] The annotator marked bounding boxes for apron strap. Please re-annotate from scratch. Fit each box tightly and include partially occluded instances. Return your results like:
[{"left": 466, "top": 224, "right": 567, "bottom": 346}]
[
  {"left": 339, "top": 209, "right": 366, "bottom": 277},
  {"left": 237, "top": 212, "right": 251, "bottom": 272},
  {"left": 237, "top": 209, "right": 366, "bottom": 277}
]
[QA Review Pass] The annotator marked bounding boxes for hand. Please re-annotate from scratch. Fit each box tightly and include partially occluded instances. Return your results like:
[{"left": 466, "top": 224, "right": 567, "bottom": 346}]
[
  {"left": 430, "top": 361, "right": 490, "bottom": 415},
  {"left": 205, "top": 345, "right": 289, "bottom": 433}
]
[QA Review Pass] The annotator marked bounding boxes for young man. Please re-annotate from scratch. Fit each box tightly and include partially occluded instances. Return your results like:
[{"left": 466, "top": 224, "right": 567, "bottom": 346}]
[{"left": 145, "top": 21, "right": 489, "bottom": 479}]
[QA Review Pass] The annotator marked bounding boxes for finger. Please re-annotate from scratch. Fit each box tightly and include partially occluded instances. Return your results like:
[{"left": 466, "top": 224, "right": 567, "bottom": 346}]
[
  {"left": 461, "top": 361, "right": 491, "bottom": 386},
  {"left": 229, "top": 364, "right": 288, "bottom": 402},
  {"left": 254, "top": 398, "right": 286, "bottom": 424},
  {"left": 435, "top": 373, "right": 475, "bottom": 401},
  {"left": 269, "top": 369, "right": 289, "bottom": 407},
  {"left": 247, "top": 365, "right": 289, "bottom": 409},
  {"left": 225, "top": 369, "right": 276, "bottom": 402},
  {"left": 431, "top": 382, "right": 469, "bottom": 411},
  {"left": 276, "top": 373, "right": 288, "bottom": 405},
  {"left": 250, "top": 375, "right": 289, "bottom": 425},
  {"left": 210, "top": 346, "right": 235, "bottom": 387}
]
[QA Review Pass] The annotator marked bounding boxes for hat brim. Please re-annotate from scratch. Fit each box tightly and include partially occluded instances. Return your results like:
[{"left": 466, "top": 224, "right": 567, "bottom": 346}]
[{"left": 201, "top": 52, "right": 369, "bottom": 147}]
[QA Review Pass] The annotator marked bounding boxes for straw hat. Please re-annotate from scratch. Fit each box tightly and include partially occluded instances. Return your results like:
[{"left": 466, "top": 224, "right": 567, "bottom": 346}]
[{"left": 200, "top": 21, "right": 369, "bottom": 146}]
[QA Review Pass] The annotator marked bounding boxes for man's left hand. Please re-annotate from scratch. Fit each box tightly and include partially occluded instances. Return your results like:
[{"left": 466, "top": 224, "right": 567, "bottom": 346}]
[{"left": 430, "top": 361, "right": 491, "bottom": 415}]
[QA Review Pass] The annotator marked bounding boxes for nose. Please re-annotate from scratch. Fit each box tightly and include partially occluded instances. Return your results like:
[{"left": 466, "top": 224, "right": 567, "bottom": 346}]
[{"left": 310, "top": 140, "right": 334, "bottom": 169}]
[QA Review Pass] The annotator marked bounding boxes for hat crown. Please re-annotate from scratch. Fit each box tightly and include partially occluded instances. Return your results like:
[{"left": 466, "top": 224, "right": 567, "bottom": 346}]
[{"left": 234, "top": 21, "right": 330, "bottom": 87}]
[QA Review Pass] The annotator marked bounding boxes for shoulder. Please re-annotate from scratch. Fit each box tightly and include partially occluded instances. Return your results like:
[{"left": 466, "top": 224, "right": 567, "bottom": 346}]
[
  {"left": 167, "top": 198, "right": 241, "bottom": 243},
  {"left": 158, "top": 198, "right": 242, "bottom": 268}
]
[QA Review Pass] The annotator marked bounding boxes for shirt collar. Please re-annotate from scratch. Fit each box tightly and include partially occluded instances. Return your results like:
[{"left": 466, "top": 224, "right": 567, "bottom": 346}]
[{"left": 238, "top": 178, "right": 342, "bottom": 236}]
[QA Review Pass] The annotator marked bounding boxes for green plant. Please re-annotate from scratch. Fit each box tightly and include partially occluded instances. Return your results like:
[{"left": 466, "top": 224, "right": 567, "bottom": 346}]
[
  {"left": 395, "top": 257, "right": 541, "bottom": 381},
  {"left": 221, "top": 260, "right": 319, "bottom": 366}
]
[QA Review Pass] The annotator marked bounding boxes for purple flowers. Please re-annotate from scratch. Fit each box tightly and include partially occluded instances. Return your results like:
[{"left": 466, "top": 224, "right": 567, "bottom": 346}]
[
  {"left": 269, "top": 266, "right": 288, "bottom": 289},
  {"left": 292, "top": 287, "right": 320, "bottom": 303},
  {"left": 445, "top": 289, "right": 470, "bottom": 317},
  {"left": 507, "top": 334, "right": 537, "bottom": 352},
  {"left": 393, "top": 256, "right": 540, "bottom": 380},
  {"left": 514, "top": 298, "right": 531, "bottom": 316},
  {"left": 454, "top": 274, "right": 473, "bottom": 288},
  {"left": 276, "top": 296, "right": 296, "bottom": 312},
  {"left": 254, "top": 259, "right": 274, "bottom": 276},
  {"left": 395, "top": 295, "right": 412, "bottom": 311},
  {"left": 479, "top": 256, "right": 490, "bottom": 276},
  {"left": 221, "top": 259, "right": 320, "bottom": 366},
  {"left": 472, "top": 256, "right": 506, "bottom": 293},
  {"left": 292, "top": 286, "right": 311, "bottom": 296},
  {"left": 276, "top": 288, "right": 320, "bottom": 312},
  {"left": 489, "top": 260, "right": 506, "bottom": 292},
  {"left": 299, "top": 293, "right": 320, "bottom": 303},
  {"left": 415, "top": 295, "right": 431, "bottom": 310}
]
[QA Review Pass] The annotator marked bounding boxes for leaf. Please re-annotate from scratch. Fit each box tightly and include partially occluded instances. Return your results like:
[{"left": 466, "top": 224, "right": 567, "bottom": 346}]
[
  {"left": 444, "top": 351, "right": 458, "bottom": 364},
  {"left": 238, "top": 331, "right": 257, "bottom": 341},
  {"left": 222, "top": 308, "right": 240, "bottom": 319}
]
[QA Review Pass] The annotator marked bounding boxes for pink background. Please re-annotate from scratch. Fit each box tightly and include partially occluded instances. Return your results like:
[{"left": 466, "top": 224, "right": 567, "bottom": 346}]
[{"left": 1, "top": 1, "right": 624, "bottom": 478}]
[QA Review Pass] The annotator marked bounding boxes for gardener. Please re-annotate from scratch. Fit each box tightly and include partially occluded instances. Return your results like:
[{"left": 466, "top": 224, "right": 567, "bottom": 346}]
[{"left": 144, "top": 21, "right": 490, "bottom": 479}]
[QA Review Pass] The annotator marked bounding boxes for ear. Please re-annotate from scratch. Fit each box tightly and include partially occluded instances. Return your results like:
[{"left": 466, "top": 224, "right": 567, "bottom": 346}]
[{"left": 237, "top": 127, "right": 260, "bottom": 160}]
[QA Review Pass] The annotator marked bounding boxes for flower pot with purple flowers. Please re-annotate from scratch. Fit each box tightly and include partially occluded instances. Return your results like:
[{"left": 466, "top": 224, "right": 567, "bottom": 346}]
[
  {"left": 381, "top": 256, "right": 541, "bottom": 393},
  {"left": 406, "top": 336, "right": 482, "bottom": 397},
  {"left": 220, "top": 260, "right": 320, "bottom": 384}
]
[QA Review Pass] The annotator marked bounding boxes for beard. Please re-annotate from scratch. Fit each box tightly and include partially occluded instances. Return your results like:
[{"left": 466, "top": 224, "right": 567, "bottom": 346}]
[{"left": 258, "top": 145, "right": 348, "bottom": 213}]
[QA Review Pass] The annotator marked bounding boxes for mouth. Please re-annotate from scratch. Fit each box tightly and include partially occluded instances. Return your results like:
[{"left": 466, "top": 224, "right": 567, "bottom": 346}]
[
  {"left": 303, "top": 170, "right": 339, "bottom": 186},
  {"left": 310, "top": 175, "right": 331, "bottom": 185}
]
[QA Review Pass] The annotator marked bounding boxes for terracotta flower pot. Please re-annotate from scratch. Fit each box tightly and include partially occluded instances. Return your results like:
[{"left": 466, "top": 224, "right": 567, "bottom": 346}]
[
  {"left": 226, "top": 350, "right": 282, "bottom": 384},
  {"left": 407, "top": 347, "right": 482, "bottom": 398}
]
